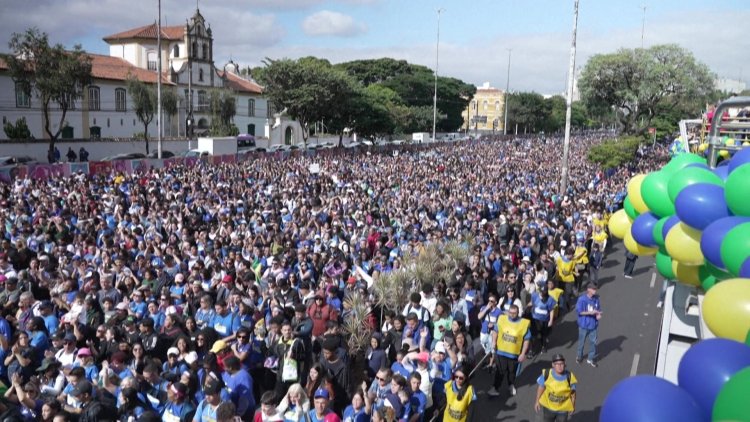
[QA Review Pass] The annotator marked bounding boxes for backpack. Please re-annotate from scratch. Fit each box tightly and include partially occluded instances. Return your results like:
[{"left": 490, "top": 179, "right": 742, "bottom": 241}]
[{"left": 542, "top": 369, "right": 571, "bottom": 388}]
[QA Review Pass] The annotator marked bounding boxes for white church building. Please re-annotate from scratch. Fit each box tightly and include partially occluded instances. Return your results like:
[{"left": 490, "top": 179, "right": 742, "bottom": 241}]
[{"left": 0, "top": 9, "right": 302, "bottom": 145}]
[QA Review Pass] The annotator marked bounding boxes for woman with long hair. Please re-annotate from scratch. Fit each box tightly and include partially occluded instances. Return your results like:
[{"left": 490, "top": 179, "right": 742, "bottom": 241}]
[
  {"left": 303, "top": 363, "right": 334, "bottom": 404},
  {"left": 276, "top": 383, "right": 310, "bottom": 422}
]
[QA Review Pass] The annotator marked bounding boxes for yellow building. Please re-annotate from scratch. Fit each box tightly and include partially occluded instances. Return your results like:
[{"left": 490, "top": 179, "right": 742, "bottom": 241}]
[{"left": 462, "top": 82, "right": 506, "bottom": 133}]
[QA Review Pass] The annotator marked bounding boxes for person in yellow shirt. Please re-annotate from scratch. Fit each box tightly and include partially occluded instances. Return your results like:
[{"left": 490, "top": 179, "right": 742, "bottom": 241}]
[
  {"left": 555, "top": 247, "right": 577, "bottom": 311},
  {"left": 591, "top": 225, "right": 608, "bottom": 254},
  {"left": 488, "top": 305, "right": 531, "bottom": 398},
  {"left": 546, "top": 279, "right": 564, "bottom": 323},
  {"left": 535, "top": 354, "right": 577, "bottom": 421},
  {"left": 572, "top": 241, "right": 589, "bottom": 295},
  {"left": 443, "top": 365, "right": 476, "bottom": 422}
]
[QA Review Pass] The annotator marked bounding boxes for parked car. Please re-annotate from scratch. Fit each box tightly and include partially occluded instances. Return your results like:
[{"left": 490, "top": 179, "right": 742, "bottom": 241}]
[
  {"left": 344, "top": 141, "right": 362, "bottom": 149},
  {"left": 100, "top": 153, "right": 146, "bottom": 161},
  {"left": 0, "top": 156, "right": 37, "bottom": 166},
  {"left": 146, "top": 150, "right": 175, "bottom": 159}
]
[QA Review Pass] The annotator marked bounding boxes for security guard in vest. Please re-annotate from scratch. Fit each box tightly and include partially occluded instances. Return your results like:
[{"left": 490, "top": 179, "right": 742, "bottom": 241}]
[
  {"left": 443, "top": 365, "right": 476, "bottom": 422},
  {"left": 488, "top": 304, "right": 531, "bottom": 398},
  {"left": 535, "top": 354, "right": 577, "bottom": 421}
]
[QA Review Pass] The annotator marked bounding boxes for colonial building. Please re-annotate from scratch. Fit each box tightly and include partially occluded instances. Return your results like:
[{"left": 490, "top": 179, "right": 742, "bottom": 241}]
[
  {"left": 461, "top": 82, "right": 506, "bottom": 133},
  {"left": 1, "top": 9, "right": 302, "bottom": 144}
]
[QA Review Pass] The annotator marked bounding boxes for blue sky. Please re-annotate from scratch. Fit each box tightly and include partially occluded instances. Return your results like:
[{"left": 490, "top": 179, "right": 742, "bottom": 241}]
[{"left": 1, "top": 0, "right": 748, "bottom": 94}]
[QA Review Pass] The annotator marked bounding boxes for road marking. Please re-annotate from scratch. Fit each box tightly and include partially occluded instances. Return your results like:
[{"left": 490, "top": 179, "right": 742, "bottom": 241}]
[
  {"left": 630, "top": 353, "right": 641, "bottom": 376},
  {"left": 650, "top": 272, "right": 656, "bottom": 288}
]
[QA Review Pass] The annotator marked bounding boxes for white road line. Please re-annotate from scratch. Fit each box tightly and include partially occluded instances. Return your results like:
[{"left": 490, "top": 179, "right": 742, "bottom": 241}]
[
  {"left": 650, "top": 272, "right": 656, "bottom": 288},
  {"left": 630, "top": 353, "right": 641, "bottom": 376}
]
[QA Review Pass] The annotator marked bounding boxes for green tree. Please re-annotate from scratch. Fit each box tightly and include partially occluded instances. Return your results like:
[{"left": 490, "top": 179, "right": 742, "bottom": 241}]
[
  {"left": 127, "top": 76, "right": 155, "bottom": 153},
  {"left": 506, "top": 92, "right": 547, "bottom": 134},
  {"left": 3, "top": 117, "right": 32, "bottom": 139},
  {"left": 208, "top": 89, "right": 238, "bottom": 136},
  {"left": 579, "top": 44, "right": 715, "bottom": 135},
  {"left": 4, "top": 28, "right": 92, "bottom": 155},
  {"left": 587, "top": 136, "right": 642, "bottom": 169}
]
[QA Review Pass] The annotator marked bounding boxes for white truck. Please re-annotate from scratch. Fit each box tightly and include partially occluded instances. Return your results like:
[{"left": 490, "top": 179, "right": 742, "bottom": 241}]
[
  {"left": 412, "top": 132, "right": 432, "bottom": 144},
  {"left": 189, "top": 137, "right": 238, "bottom": 156}
]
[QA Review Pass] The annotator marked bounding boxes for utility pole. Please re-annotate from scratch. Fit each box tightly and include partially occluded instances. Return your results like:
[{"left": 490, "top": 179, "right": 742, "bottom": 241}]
[
  {"left": 432, "top": 8, "right": 445, "bottom": 144},
  {"left": 560, "top": 0, "right": 580, "bottom": 195},
  {"left": 503, "top": 48, "right": 512, "bottom": 135},
  {"left": 157, "top": 0, "right": 163, "bottom": 158},
  {"left": 640, "top": 5, "right": 646, "bottom": 49}
]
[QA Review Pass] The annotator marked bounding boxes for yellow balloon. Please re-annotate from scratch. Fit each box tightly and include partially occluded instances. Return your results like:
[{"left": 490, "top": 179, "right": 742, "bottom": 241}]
[
  {"left": 665, "top": 222, "right": 704, "bottom": 265},
  {"left": 624, "top": 230, "right": 657, "bottom": 257},
  {"left": 698, "top": 143, "right": 709, "bottom": 153},
  {"left": 743, "top": 141, "right": 750, "bottom": 147},
  {"left": 608, "top": 209, "right": 632, "bottom": 240},
  {"left": 627, "top": 174, "right": 650, "bottom": 214},
  {"left": 702, "top": 278, "right": 750, "bottom": 341},
  {"left": 671, "top": 260, "right": 701, "bottom": 287},
  {"left": 725, "top": 138, "right": 736, "bottom": 146},
  {"left": 719, "top": 150, "right": 730, "bottom": 159}
]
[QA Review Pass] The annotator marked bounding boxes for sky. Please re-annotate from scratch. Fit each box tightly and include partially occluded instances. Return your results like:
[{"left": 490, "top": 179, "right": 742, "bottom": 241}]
[{"left": 1, "top": 0, "right": 748, "bottom": 95}]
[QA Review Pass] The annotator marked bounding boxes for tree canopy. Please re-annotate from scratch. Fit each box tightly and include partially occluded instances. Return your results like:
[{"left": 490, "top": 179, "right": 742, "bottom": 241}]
[
  {"left": 578, "top": 44, "right": 715, "bottom": 135},
  {"left": 126, "top": 76, "right": 178, "bottom": 154},
  {"left": 4, "top": 28, "right": 92, "bottom": 152}
]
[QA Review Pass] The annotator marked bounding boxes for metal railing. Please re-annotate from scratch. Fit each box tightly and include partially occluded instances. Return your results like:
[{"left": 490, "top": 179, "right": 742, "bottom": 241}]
[{"left": 707, "top": 96, "right": 750, "bottom": 167}]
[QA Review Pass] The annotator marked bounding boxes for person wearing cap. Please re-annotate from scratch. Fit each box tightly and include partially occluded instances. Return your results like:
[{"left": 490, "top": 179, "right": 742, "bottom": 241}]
[
  {"left": 163, "top": 346, "right": 189, "bottom": 377},
  {"left": 75, "top": 347, "right": 99, "bottom": 383},
  {"left": 534, "top": 354, "right": 577, "bottom": 421},
  {"left": 193, "top": 379, "right": 224, "bottom": 422},
  {"left": 308, "top": 293, "right": 338, "bottom": 339},
  {"left": 37, "top": 357, "right": 65, "bottom": 399},
  {"left": 307, "top": 387, "right": 340, "bottom": 422},
  {"left": 442, "top": 365, "right": 476, "bottom": 422},
  {"left": 489, "top": 304, "right": 531, "bottom": 398},
  {"left": 38, "top": 300, "right": 59, "bottom": 336},
  {"left": 575, "top": 283, "right": 602, "bottom": 367},
  {"left": 163, "top": 381, "right": 196, "bottom": 422},
  {"left": 54, "top": 332, "right": 79, "bottom": 367},
  {"left": 527, "top": 285, "right": 557, "bottom": 358},
  {"left": 71, "top": 379, "right": 117, "bottom": 422}
]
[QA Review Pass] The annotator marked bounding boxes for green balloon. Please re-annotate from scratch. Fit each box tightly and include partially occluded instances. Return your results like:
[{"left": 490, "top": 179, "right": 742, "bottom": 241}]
[
  {"left": 641, "top": 171, "right": 675, "bottom": 217},
  {"left": 725, "top": 163, "right": 750, "bottom": 217},
  {"left": 705, "top": 261, "right": 732, "bottom": 280},
  {"left": 713, "top": 367, "right": 750, "bottom": 422},
  {"left": 655, "top": 251, "right": 675, "bottom": 279},
  {"left": 666, "top": 166, "right": 724, "bottom": 204},
  {"left": 720, "top": 222, "right": 750, "bottom": 276},
  {"left": 623, "top": 196, "right": 640, "bottom": 220},
  {"left": 662, "top": 153, "right": 707, "bottom": 175},
  {"left": 653, "top": 217, "right": 669, "bottom": 248},
  {"left": 746, "top": 329, "right": 750, "bottom": 347},
  {"left": 698, "top": 265, "right": 720, "bottom": 291}
]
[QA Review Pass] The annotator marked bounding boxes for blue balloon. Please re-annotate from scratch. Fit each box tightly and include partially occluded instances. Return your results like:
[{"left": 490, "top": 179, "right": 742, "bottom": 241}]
[
  {"left": 675, "top": 184, "right": 732, "bottom": 230},
  {"left": 631, "top": 212, "right": 659, "bottom": 247},
  {"left": 677, "top": 338, "right": 750, "bottom": 421},
  {"left": 714, "top": 165, "right": 730, "bottom": 181},
  {"left": 661, "top": 215, "right": 681, "bottom": 241},
  {"left": 728, "top": 147, "right": 750, "bottom": 174},
  {"left": 601, "top": 376, "right": 704, "bottom": 422},
  {"left": 740, "top": 257, "right": 750, "bottom": 278},
  {"left": 700, "top": 216, "right": 750, "bottom": 269}
]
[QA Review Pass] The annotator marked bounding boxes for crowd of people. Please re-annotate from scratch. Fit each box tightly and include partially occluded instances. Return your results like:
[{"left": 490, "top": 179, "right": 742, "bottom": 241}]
[{"left": 0, "top": 134, "right": 668, "bottom": 422}]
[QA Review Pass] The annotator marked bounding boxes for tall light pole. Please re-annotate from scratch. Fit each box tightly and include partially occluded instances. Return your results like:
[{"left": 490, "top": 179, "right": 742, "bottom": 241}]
[
  {"left": 432, "top": 8, "right": 445, "bottom": 143},
  {"left": 640, "top": 5, "right": 647, "bottom": 49},
  {"left": 560, "top": 0, "right": 580, "bottom": 195},
  {"left": 157, "top": 0, "right": 163, "bottom": 158},
  {"left": 503, "top": 48, "right": 512, "bottom": 135}
]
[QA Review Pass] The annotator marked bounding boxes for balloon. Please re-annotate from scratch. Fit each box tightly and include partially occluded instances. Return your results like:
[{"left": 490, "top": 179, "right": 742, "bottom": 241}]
[
  {"left": 652, "top": 217, "right": 670, "bottom": 248},
  {"left": 700, "top": 262, "right": 733, "bottom": 291},
  {"left": 601, "top": 376, "right": 704, "bottom": 422},
  {"left": 714, "top": 165, "right": 730, "bottom": 181},
  {"left": 725, "top": 163, "right": 750, "bottom": 216},
  {"left": 701, "top": 217, "right": 750, "bottom": 269},
  {"left": 675, "top": 183, "right": 732, "bottom": 230},
  {"left": 661, "top": 215, "right": 680, "bottom": 242},
  {"left": 698, "top": 143, "right": 709, "bottom": 153},
  {"left": 641, "top": 171, "right": 675, "bottom": 217},
  {"left": 713, "top": 367, "right": 750, "bottom": 422},
  {"left": 740, "top": 258, "right": 750, "bottom": 278},
  {"left": 665, "top": 222, "right": 704, "bottom": 266},
  {"left": 703, "top": 278, "right": 750, "bottom": 341},
  {"left": 608, "top": 209, "right": 632, "bottom": 240},
  {"left": 655, "top": 250, "right": 675, "bottom": 279},
  {"left": 623, "top": 196, "right": 640, "bottom": 220},
  {"left": 677, "top": 338, "right": 750, "bottom": 421},
  {"left": 667, "top": 166, "right": 723, "bottom": 205},
  {"left": 631, "top": 212, "right": 659, "bottom": 247},
  {"left": 672, "top": 260, "right": 701, "bottom": 287},
  {"left": 624, "top": 230, "right": 657, "bottom": 257},
  {"left": 724, "top": 138, "right": 736, "bottom": 146},
  {"left": 719, "top": 150, "right": 731, "bottom": 160},
  {"left": 627, "top": 174, "right": 650, "bottom": 214},
  {"left": 728, "top": 147, "right": 750, "bottom": 173},
  {"left": 663, "top": 153, "right": 707, "bottom": 175},
  {"left": 720, "top": 222, "right": 750, "bottom": 276}
]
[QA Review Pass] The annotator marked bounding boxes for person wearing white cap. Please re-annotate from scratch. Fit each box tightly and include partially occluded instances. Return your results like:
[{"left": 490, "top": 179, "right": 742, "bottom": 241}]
[{"left": 162, "top": 347, "right": 188, "bottom": 378}]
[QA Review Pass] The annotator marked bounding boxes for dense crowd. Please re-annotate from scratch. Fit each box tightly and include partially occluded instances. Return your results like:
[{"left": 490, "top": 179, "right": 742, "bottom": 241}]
[{"left": 0, "top": 134, "right": 668, "bottom": 422}]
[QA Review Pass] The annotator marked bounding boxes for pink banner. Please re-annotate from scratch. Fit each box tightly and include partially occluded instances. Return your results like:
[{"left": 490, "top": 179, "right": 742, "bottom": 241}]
[
  {"left": 28, "top": 164, "right": 65, "bottom": 180},
  {"left": 88, "top": 161, "right": 113, "bottom": 177}
]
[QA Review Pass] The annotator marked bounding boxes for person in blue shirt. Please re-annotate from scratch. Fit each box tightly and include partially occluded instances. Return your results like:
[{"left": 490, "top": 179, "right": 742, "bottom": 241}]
[
  {"left": 210, "top": 300, "right": 240, "bottom": 339},
  {"left": 477, "top": 293, "right": 502, "bottom": 355},
  {"left": 162, "top": 347, "right": 189, "bottom": 377},
  {"left": 193, "top": 379, "right": 223, "bottom": 422},
  {"left": 162, "top": 382, "right": 196, "bottom": 422},
  {"left": 407, "top": 373, "right": 427, "bottom": 422},
  {"left": 146, "top": 302, "right": 165, "bottom": 331},
  {"left": 38, "top": 301, "right": 59, "bottom": 336},
  {"left": 528, "top": 287, "right": 557, "bottom": 358},
  {"left": 576, "top": 283, "right": 602, "bottom": 367},
  {"left": 128, "top": 290, "right": 148, "bottom": 320},
  {"left": 222, "top": 355, "right": 255, "bottom": 419},
  {"left": 26, "top": 317, "right": 49, "bottom": 362}
]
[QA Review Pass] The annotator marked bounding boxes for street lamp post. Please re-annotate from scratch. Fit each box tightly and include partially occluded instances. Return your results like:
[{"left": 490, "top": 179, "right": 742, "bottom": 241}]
[
  {"left": 503, "top": 48, "right": 512, "bottom": 135},
  {"left": 157, "top": 0, "right": 163, "bottom": 158},
  {"left": 560, "top": 0, "right": 580, "bottom": 195},
  {"left": 432, "top": 8, "right": 445, "bottom": 144}
]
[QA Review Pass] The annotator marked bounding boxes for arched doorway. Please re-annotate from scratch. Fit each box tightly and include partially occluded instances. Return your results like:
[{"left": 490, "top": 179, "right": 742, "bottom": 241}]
[
  {"left": 284, "top": 126, "right": 294, "bottom": 145},
  {"left": 247, "top": 123, "right": 256, "bottom": 136},
  {"left": 197, "top": 118, "right": 208, "bottom": 129}
]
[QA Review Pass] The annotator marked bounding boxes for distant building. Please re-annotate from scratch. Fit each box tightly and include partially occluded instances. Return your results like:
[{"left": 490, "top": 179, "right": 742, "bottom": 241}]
[
  {"left": 715, "top": 78, "right": 747, "bottom": 95},
  {"left": 461, "top": 82, "right": 506, "bottom": 133}
]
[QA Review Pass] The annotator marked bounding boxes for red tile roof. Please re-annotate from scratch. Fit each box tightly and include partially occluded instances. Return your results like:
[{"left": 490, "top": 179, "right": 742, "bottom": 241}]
[
  {"left": 221, "top": 71, "right": 263, "bottom": 94},
  {"left": 103, "top": 24, "right": 184, "bottom": 42},
  {"left": 89, "top": 53, "right": 174, "bottom": 85}
]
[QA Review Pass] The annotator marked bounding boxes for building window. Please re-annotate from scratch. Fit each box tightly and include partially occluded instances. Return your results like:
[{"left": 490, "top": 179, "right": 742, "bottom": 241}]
[
  {"left": 199, "top": 69, "right": 204, "bottom": 82},
  {"left": 267, "top": 101, "right": 276, "bottom": 118},
  {"left": 173, "top": 45, "right": 180, "bottom": 57},
  {"left": 202, "top": 44, "right": 208, "bottom": 61},
  {"left": 147, "top": 51, "right": 157, "bottom": 71},
  {"left": 472, "top": 100, "right": 477, "bottom": 111},
  {"left": 115, "top": 88, "right": 127, "bottom": 112},
  {"left": 495, "top": 101, "right": 501, "bottom": 111},
  {"left": 15, "top": 83, "right": 30, "bottom": 108},
  {"left": 248, "top": 99, "right": 255, "bottom": 117},
  {"left": 483, "top": 100, "right": 488, "bottom": 111},
  {"left": 120, "top": 119, "right": 123, "bottom": 126},
  {"left": 88, "top": 86, "right": 100, "bottom": 111},
  {"left": 192, "top": 42, "right": 197, "bottom": 58},
  {"left": 59, "top": 93, "right": 76, "bottom": 110},
  {"left": 107, "top": 118, "right": 110, "bottom": 128},
  {"left": 197, "top": 90, "right": 207, "bottom": 112}
]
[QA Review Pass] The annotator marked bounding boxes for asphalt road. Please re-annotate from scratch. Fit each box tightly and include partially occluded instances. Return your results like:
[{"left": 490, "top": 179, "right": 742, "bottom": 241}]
[{"left": 467, "top": 240, "right": 663, "bottom": 422}]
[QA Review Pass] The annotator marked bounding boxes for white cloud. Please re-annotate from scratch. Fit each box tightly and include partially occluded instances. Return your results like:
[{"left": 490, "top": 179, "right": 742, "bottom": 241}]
[{"left": 302, "top": 11, "right": 367, "bottom": 37}]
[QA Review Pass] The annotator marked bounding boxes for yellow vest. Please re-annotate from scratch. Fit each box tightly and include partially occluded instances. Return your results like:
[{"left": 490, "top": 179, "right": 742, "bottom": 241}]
[
  {"left": 556, "top": 257, "right": 576, "bottom": 283},
  {"left": 495, "top": 315, "right": 530, "bottom": 356},
  {"left": 443, "top": 380, "right": 474, "bottom": 422},
  {"left": 548, "top": 287, "right": 564, "bottom": 320},
  {"left": 539, "top": 369, "right": 577, "bottom": 412},
  {"left": 575, "top": 246, "right": 589, "bottom": 265},
  {"left": 592, "top": 230, "right": 608, "bottom": 244}
]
